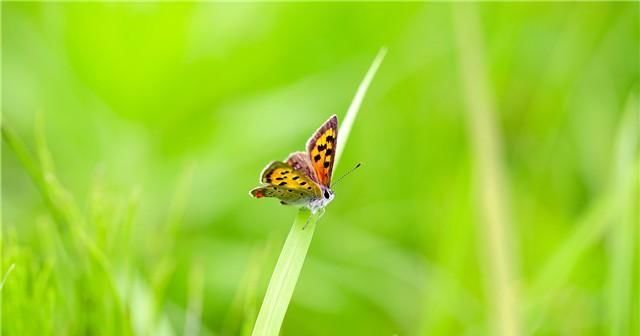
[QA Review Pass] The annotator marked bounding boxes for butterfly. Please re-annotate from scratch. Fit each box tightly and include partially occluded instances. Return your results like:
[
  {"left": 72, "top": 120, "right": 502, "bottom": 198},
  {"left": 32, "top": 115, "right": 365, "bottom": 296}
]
[{"left": 249, "top": 115, "right": 339, "bottom": 214}]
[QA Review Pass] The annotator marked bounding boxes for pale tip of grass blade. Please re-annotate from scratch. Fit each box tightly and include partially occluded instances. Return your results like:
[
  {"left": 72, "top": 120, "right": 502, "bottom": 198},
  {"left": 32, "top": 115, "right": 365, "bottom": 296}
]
[
  {"left": 0, "top": 264, "right": 16, "bottom": 291},
  {"left": 335, "top": 47, "right": 387, "bottom": 167}
]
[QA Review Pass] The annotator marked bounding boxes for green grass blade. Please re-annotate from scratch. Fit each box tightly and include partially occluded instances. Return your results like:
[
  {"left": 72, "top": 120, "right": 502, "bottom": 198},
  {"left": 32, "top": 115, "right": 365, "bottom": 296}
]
[
  {"left": 335, "top": 47, "right": 387, "bottom": 167},
  {"left": 453, "top": 4, "right": 521, "bottom": 336},
  {"left": 251, "top": 209, "right": 318, "bottom": 336},
  {"left": 1, "top": 124, "right": 62, "bottom": 222},
  {"left": 605, "top": 93, "right": 637, "bottom": 336},
  {"left": 2, "top": 118, "right": 81, "bottom": 229},
  {"left": 184, "top": 262, "right": 205, "bottom": 336},
  {"left": 524, "top": 94, "right": 639, "bottom": 334},
  {"left": 0, "top": 264, "right": 16, "bottom": 291},
  {"left": 251, "top": 48, "right": 387, "bottom": 336}
]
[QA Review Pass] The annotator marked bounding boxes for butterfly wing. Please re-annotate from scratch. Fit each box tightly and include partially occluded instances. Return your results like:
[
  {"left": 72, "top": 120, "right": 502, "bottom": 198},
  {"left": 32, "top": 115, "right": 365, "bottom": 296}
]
[
  {"left": 286, "top": 151, "right": 319, "bottom": 184},
  {"left": 306, "top": 115, "right": 338, "bottom": 187},
  {"left": 249, "top": 161, "right": 322, "bottom": 205},
  {"left": 250, "top": 185, "right": 313, "bottom": 205}
]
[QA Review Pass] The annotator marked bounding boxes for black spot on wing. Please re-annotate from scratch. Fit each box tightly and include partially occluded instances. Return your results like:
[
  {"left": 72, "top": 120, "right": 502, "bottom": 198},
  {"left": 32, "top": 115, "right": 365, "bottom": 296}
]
[
  {"left": 300, "top": 181, "right": 307, "bottom": 186},
  {"left": 278, "top": 182, "right": 287, "bottom": 186},
  {"left": 323, "top": 162, "right": 330, "bottom": 168},
  {"left": 292, "top": 176, "right": 300, "bottom": 180},
  {"left": 317, "top": 144, "right": 326, "bottom": 151},
  {"left": 326, "top": 135, "right": 335, "bottom": 143},
  {"left": 325, "top": 149, "right": 332, "bottom": 155},
  {"left": 314, "top": 154, "right": 321, "bottom": 162}
]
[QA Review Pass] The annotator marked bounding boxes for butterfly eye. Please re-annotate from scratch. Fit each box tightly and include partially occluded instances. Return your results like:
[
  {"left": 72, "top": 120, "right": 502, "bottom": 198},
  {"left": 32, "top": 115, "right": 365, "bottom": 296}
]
[{"left": 323, "top": 190, "right": 330, "bottom": 199}]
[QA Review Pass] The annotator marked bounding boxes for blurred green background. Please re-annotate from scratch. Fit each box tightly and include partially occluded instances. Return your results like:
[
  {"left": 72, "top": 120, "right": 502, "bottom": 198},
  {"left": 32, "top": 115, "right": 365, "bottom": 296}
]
[{"left": 2, "top": 2, "right": 638, "bottom": 336}]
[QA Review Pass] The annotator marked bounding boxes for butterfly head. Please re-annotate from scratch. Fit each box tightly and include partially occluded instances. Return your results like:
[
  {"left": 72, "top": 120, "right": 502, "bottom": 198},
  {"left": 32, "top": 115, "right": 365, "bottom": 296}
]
[
  {"left": 306, "top": 186, "right": 334, "bottom": 213},
  {"left": 322, "top": 187, "right": 335, "bottom": 203}
]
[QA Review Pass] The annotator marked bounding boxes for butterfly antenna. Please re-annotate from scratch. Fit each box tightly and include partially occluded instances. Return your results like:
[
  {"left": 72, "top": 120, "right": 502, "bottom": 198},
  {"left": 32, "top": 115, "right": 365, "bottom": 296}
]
[{"left": 330, "top": 163, "right": 362, "bottom": 189}]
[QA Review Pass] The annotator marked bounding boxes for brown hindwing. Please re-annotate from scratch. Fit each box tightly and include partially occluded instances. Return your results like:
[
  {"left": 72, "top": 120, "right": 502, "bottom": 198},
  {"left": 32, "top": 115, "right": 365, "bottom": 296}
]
[{"left": 286, "top": 151, "right": 319, "bottom": 184}]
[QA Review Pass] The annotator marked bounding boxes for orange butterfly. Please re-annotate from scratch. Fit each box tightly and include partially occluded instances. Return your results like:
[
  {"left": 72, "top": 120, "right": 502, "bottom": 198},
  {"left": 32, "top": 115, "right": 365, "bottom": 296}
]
[{"left": 250, "top": 115, "right": 338, "bottom": 214}]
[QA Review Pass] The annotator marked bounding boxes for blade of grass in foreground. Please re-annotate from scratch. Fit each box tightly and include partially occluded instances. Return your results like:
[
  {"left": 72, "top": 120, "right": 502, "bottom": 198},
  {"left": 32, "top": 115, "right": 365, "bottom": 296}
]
[{"left": 251, "top": 48, "right": 387, "bottom": 336}]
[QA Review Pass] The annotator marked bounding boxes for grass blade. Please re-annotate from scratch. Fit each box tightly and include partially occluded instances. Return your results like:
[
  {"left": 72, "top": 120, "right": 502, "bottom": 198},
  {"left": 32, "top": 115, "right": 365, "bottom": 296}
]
[
  {"left": 251, "top": 209, "right": 318, "bottom": 336},
  {"left": 525, "top": 136, "right": 639, "bottom": 334},
  {"left": 0, "top": 264, "right": 16, "bottom": 291},
  {"left": 335, "top": 47, "right": 387, "bottom": 167},
  {"left": 453, "top": 4, "right": 522, "bottom": 336},
  {"left": 251, "top": 48, "right": 387, "bottom": 336},
  {"left": 607, "top": 93, "right": 638, "bottom": 336},
  {"left": 1, "top": 124, "right": 65, "bottom": 224}
]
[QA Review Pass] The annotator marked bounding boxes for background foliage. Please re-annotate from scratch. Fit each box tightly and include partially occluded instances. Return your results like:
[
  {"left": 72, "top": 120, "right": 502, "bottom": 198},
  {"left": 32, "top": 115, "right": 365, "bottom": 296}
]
[{"left": 2, "top": 2, "right": 638, "bottom": 335}]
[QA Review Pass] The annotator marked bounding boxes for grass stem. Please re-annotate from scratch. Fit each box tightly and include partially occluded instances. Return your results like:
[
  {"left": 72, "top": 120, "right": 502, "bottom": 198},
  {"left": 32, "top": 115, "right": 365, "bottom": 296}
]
[{"left": 453, "top": 4, "right": 521, "bottom": 336}]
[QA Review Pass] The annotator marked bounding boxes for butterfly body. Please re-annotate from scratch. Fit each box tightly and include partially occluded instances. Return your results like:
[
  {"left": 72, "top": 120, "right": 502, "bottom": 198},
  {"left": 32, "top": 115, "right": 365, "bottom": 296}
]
[
  {"left": 308, "top": 186, "right": 335, "bottom": 213},
  {"left": 250, "top": 115, "right": 338, "bottom": 214}
]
